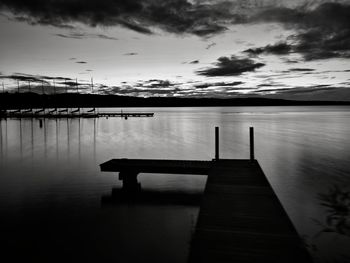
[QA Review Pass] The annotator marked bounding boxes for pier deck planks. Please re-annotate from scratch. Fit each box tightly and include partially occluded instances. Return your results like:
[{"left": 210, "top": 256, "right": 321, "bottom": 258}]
[
  {"left": 100, "top": 158, "right": 312, "bottom": 263},
  {"left": 188, "top": 159, "right": 311, "bottom": 263}
]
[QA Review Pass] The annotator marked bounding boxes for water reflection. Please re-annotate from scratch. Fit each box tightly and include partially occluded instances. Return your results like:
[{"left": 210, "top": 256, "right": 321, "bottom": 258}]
[
  {"left": 0, "top": 114, "right": 204, "bottom": 263},
  {"left": 102, "top": 188, "right": 202, "bottom": 206},
  {"left": 1, "top": 106, "right": 350, "bottom": 262},
  {"left": 0, "top": 117, "right": 98, "bottom": 163}
]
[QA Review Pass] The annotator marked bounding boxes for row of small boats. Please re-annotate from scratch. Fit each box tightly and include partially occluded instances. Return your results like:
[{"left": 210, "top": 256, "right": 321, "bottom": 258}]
[{"left": 0, "top": 108, "right": 97, "bottom": 118}]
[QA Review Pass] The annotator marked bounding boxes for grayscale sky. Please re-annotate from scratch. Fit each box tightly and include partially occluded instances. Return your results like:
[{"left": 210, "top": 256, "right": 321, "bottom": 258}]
[{"left": 0, "top": 0, "right": 350, "bottom": 100}]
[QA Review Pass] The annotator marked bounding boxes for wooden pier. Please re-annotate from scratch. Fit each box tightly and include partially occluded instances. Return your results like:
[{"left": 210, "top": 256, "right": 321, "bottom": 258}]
[
  {"left": 0, "top": 109, "right": 154, "bottom": 119},
  {"left": 188, "top": 159, "right": 312, "bottom": 263},
  {"left": 100, "top": 127, "right": 312, "bottom": 262},
  {"left": 100, "top": 158, "right": 311, "bottom": 262}
]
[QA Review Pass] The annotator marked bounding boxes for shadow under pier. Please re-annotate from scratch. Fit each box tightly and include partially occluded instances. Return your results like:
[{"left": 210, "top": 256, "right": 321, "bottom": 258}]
[
  {"left": 101, "top": 188, "right": 203, "bottom": 206},
  {"left": 100, "top": 159, "right": 211, "bottom": 191}
]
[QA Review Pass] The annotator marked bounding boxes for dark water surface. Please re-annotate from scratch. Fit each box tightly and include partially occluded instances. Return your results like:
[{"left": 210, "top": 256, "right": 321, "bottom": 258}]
[{"left": 1, "top": 106, "right": 350, "bottom": 262}]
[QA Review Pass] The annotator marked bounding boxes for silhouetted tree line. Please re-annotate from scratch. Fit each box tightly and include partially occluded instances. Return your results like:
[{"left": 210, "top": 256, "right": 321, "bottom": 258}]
[{"left": 0, "top": 93, "right": 349, "bottom": 109}]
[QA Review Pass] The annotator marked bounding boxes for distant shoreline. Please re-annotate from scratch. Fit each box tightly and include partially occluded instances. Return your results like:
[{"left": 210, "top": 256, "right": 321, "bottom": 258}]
[{"left": 0, "top": 93, "right": 349, "bottom": 109}]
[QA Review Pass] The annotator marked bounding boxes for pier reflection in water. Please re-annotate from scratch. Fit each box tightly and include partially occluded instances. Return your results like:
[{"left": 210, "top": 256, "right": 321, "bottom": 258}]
[
  {"left": 0, "top": 113, "right": 205, "bottom": 263},
  {"left": 0, "top": 106, "right": 350, "bottom": 262}
]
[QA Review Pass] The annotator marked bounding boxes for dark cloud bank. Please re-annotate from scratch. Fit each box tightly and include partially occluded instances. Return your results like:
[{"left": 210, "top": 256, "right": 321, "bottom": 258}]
[
  {"left": 124, "top": 52, "right": 138, "bottom": 56},
  {"left": 258, "top": 86, "right": 350, "bottom": 101},
  {"left": 55, "top": 32, "right": 118, "bottom": 40},
  {"left": 1, "top": 1, "right": 349, "bottom": 60},
  {"left": 244, "top": 42, "right": 292, "bottom": 56},
  {"left": 0, "top": 0, "right": 240, "bottom": 36},
  {"left": 247, "top": 2, "right": 350, "bottom": 60},
  {"left": 196, "top": 56, "right": 265, "bottom": 77}
]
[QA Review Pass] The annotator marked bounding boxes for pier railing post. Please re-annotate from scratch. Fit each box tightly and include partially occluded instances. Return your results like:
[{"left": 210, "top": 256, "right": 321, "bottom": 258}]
[
  {"left": 215, "top": 126, "right": 219, "bottom": 161},
  {"left": 250, "top": 127, "right": 254, "bottom": 161}
]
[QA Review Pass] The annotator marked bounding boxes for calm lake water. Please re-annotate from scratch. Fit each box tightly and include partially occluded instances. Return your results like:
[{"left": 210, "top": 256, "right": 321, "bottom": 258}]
[{"left": 0, "top": 106, "right": 349, "bottom": 262}]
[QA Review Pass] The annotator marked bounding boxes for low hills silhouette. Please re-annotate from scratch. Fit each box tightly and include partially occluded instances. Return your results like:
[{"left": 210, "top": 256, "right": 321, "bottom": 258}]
[{"left": 0, "top": 93, "right": 349, "bottom": 109}]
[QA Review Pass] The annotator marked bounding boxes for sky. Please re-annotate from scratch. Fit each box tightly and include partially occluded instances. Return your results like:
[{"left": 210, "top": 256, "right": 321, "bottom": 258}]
[{"left": 0, "top": 0, "right": 350, "bottom": 100}]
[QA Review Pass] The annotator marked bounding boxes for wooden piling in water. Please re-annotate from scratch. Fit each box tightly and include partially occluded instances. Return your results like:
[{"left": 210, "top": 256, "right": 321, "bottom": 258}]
[
  {"left": 250, "top": 126, "right": 255, "bottom": 161},
  {"left": 215, "top": 126, "right": 219, "bottom": 161}
]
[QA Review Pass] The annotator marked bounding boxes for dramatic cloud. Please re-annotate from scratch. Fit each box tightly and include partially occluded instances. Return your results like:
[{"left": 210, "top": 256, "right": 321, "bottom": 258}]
[
  {"left": 244, "top": 42, "right": 292, "bottom": 56},
  {"left": 123, "top": 52, "right": 138, "bottom": 56},
  {"left": 135, "top": 79, "right": 178, "bottom": 89},
  {"left": 196, "top": 56, "right": 265, "bottom": 77},
  {"left": 288, "top": 68, "right": 315, "bottom": 72},
  {"left": 189, "top": 60, "right": 199, "bottom": 64},
  {"left": 55, "top": 32, "right": 118, "bottom": 40},
  {"left": 195, "top": 81, "right": 244, "bottom": 89},
  {"left": 100, "top": 79, "right": 182, "bottom": 96},
  {"left": 102, "top": 86, "right": 182, "bottom": 96},
  {"left": 257, "top": 84, "right": 287, "bottom": 88},
  {"left": 0, "top": 0, "right": 239, "bottom": 36},
  {"left": 100, "top": 78, "right": 252, "bottom": 98},
  {"left": 1, "top": 0, "right": 349, "bottom": 47},
  {"left": 257, "top": 86, "right": 350, "bottom": 101},
  {"left": 2, "top": 0, "right": 349, "bottom": 56},
  {"left": 94, "top": 34, "right": 118, "bottom": 40},
  {"left": 250, "top": 2, "right": 350, "bottom": 60},
  {"left": 206, "top": 42, "right": 216, "bottom": 49}
]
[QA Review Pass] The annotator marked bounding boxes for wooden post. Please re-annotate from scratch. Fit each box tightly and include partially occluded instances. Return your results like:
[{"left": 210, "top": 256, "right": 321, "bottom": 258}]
[
  {"left": 250, "top": 127, "right": 254, "bottom": 161},
  {"left": 119, "top": 171, "right": 141, "bottom": 192},
  {"left": 215, "top": 126, "right": 219, "bottom": 161}
]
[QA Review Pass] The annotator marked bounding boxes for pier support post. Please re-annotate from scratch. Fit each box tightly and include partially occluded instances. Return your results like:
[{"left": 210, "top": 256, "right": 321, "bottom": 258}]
[
  {"left": 119, "top": 171, "right": 141, "bottom": 192},
  {"left": 250, "top": 127, "right": 255, "bottom": 161},
  {"left": 215, "top": 126, "right": 219, "bottom": 161}
]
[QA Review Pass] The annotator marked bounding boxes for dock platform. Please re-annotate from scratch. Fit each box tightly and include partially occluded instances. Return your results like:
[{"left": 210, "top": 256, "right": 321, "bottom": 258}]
[
  {"left": 0, "top": 109, "right": 154, "bottom": 119},
  {"left": 100, "top": 158, "right": 312, "bottom": 263},
  {"left": 100, "top": 159, "right": 211, "bottom": 175}
]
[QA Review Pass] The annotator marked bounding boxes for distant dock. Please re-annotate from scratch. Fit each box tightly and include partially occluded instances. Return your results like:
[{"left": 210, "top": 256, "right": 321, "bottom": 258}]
[
  {"left": 0, "top": 108, "right": 154, "bottom": 119},
  {"left": 100, "top": 127, "right": 312, "bottom": 262}
]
